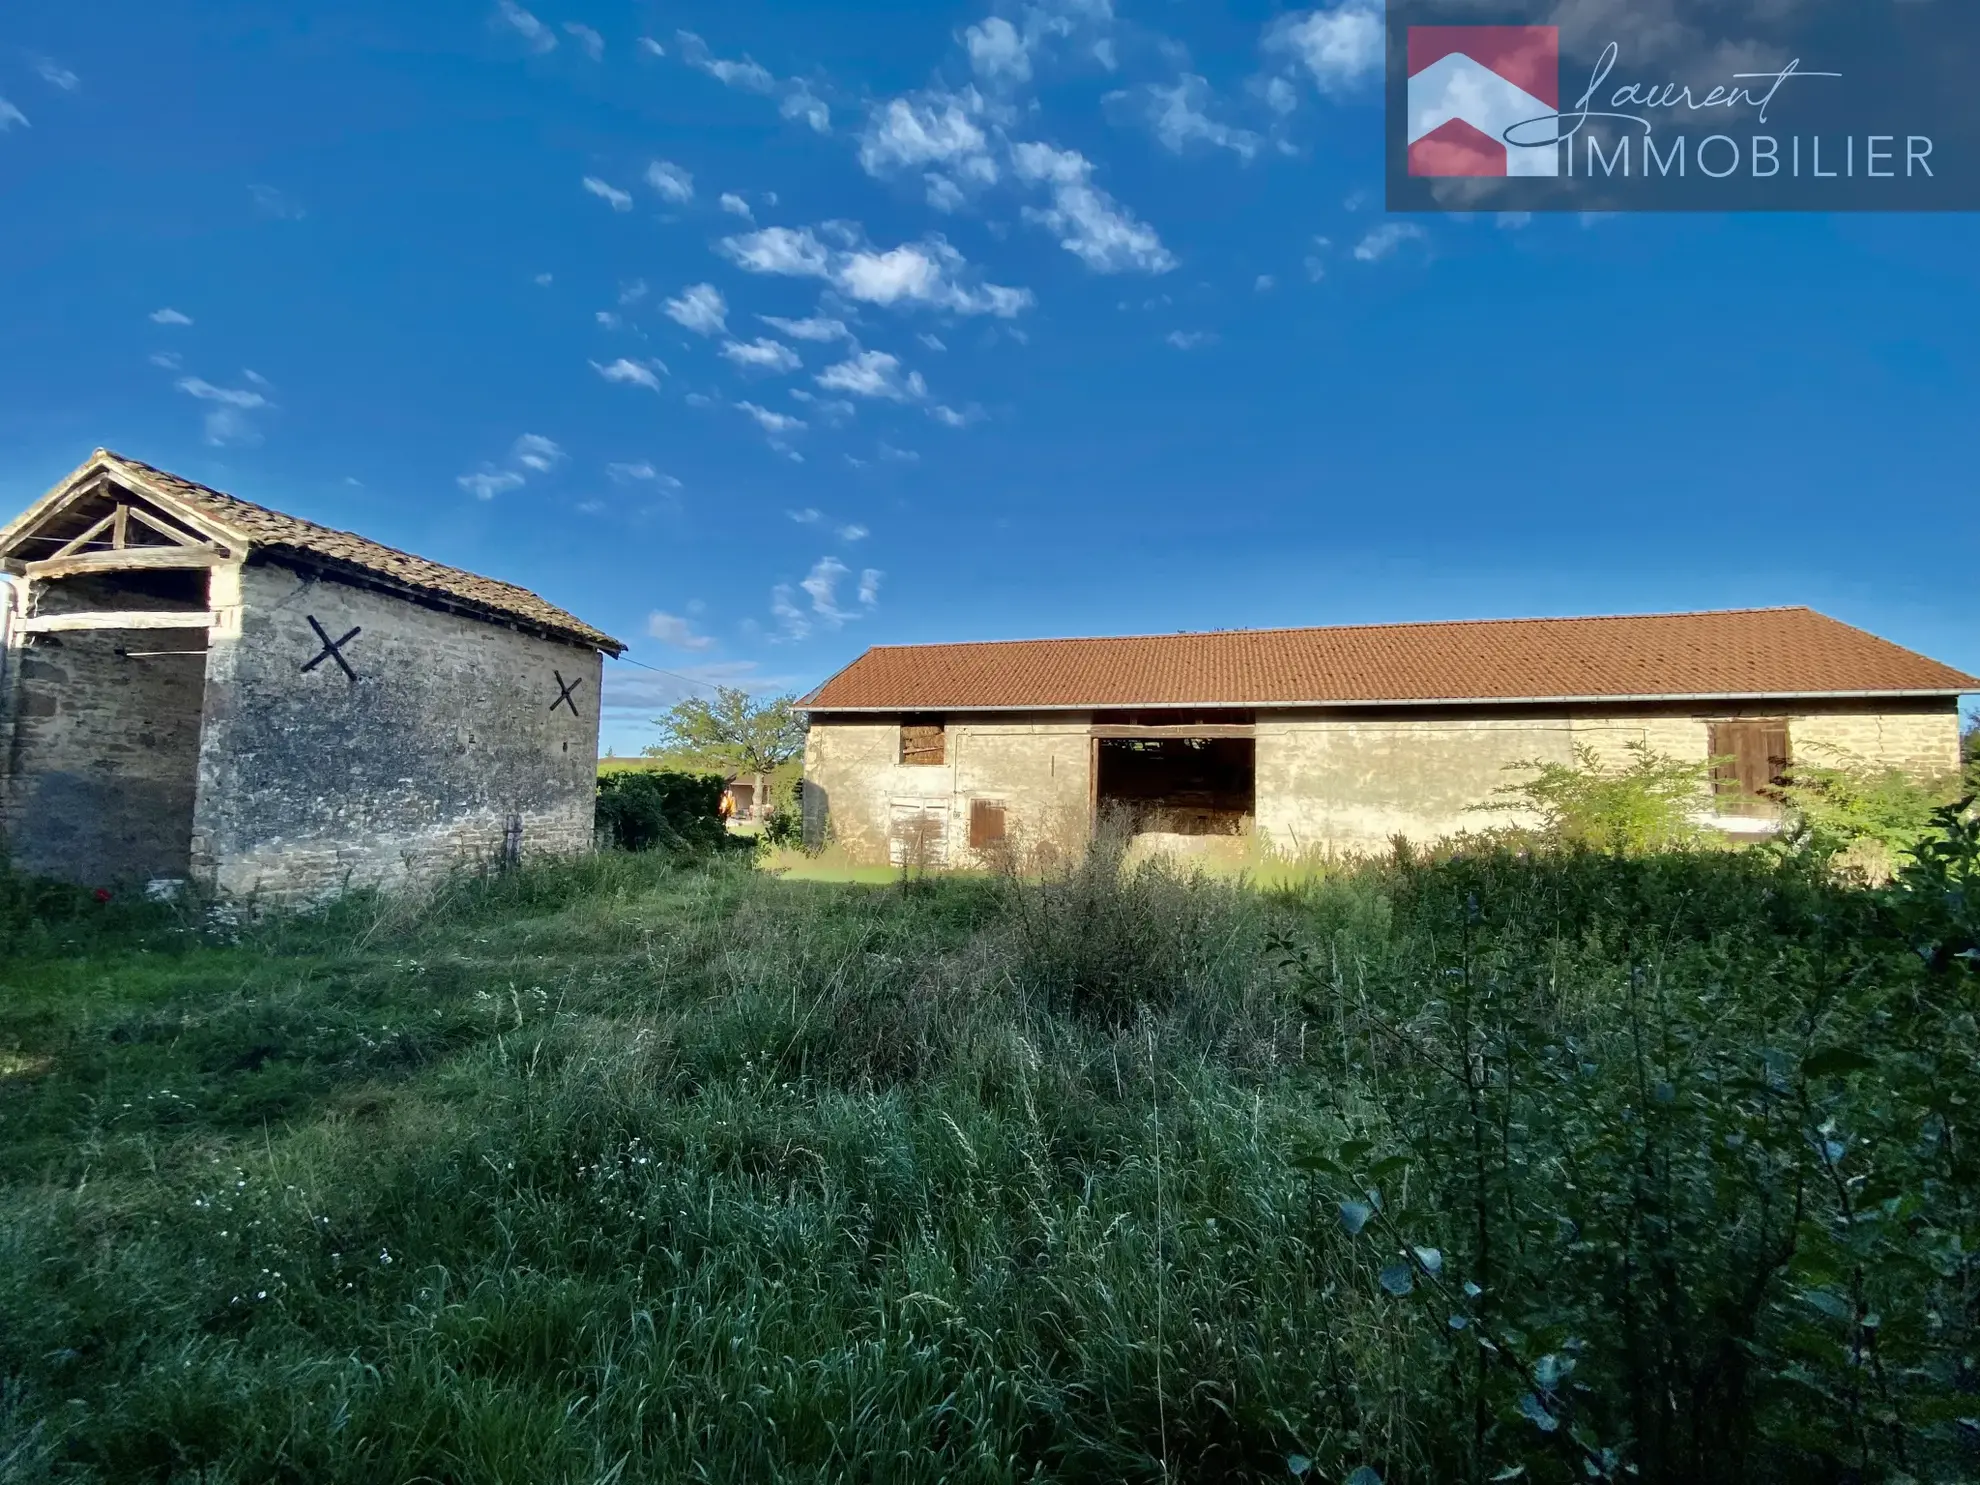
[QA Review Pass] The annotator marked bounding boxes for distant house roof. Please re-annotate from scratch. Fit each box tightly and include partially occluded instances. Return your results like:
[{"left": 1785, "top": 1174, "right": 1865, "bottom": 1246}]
[
  {"left": 2, "top": 450, "right": 622, "bottom": 654},
  {"left": 802, "top": 608, "right": 1978, "bottom": 712}
]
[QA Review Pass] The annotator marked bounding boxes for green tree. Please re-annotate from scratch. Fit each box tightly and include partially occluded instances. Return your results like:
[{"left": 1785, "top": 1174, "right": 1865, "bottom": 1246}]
[{"left": 646, "top": 687, "right": 807, "bottom": 778}]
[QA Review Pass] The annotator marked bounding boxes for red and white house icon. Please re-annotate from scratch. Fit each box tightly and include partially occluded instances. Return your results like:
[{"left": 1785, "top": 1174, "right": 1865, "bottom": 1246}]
[{"left": 1407, "top": 26, "right": 1560, "bottom": 177}]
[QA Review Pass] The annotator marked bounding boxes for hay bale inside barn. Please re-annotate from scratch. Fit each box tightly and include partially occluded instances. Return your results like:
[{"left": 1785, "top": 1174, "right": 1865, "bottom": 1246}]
[{"left": 0, "top": 449, "right": 623, "bottom": 901}]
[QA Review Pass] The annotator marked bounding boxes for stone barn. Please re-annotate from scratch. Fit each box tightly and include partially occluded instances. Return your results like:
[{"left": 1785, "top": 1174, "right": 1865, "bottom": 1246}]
[
  {"left": 798, "top": 608, "right": 1976, "bottom": 866},
  {"left": 0, "top": 450, "right": 624, "bottom": 901}
]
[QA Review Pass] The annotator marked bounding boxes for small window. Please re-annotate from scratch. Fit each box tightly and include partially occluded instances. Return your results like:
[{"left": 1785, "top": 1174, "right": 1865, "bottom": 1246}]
[
  {"left": 1708, "top": 720, "right": 1790, "bottom": 817},
  {"left": 969, "top": 799, "right": 1007, "bottom": 850},
  {"left": 900, "top": 718, "right": 946, "bottom": 766}
]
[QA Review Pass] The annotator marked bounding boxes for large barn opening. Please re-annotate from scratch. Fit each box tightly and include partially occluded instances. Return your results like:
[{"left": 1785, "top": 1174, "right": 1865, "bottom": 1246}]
[
  {"left": 1095, "top": 735, "right": 1256, "bottom": 836},
  {"left": 6, "top": 566, "right": 213, "bottom": 884}
]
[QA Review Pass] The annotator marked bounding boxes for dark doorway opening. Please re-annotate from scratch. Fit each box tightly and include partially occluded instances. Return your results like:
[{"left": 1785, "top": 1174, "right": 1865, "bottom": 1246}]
[
  {"left": 6, "top": 568, "right": 211, "bottom": 883},
  {"left": 1095, "top": 737, "right": 1254, "bottom": 836}
]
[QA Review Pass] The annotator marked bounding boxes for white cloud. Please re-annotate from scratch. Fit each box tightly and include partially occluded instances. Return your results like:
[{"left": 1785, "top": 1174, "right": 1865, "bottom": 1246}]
[
  {"left": 924, "top": 174, "right": 967, "bottom": 213},
  {"left": 722, "top": 338, "right": 802, "bottom": 373},
  {"left": 457, "top": 431, "right": 569, "bottom": 498},
  {"left": 176, "top": 375, "right": 269, "bottom": 446},
  {"left": 857, "top": 568, "right": 882, "bottom": 606},
  {"left": 801, "top": 555, "right": 861, "bottom": 623},
  {"left": 838, "top": 523, "right": 869, "bottom": 542},
  {"left": 1012, "top": 143, "right": 1175, "bottom": 274},
  {"left": 149, "top": 351, "right": 182, "bottom": 370},
  {"left": 494, "top": 0, "right": 557, "bottom": 53},
  {"left": 150, "top": 307, "right": 192, "bottom": 326},
  {"left": 511, "top": 433, "right": 564, "bottom": 471},
  {"left": 1261, "top": 75, "right": 1299, "bottom": 115},
  {"left": 859, "top": 91, "right": 992, "bottom": 180},
  {"left": 638, "top": 36, "right": 666, "bottom": 57},
  {"left": 583, "top": 176, "right": 633, "bottom": 211},
  {"left": 1255, "top": 273, "right": 1276, "bottom": 291},
  {"left": 1263, "top": 1, "right": 1383, "bottom": 96},
  {"left": 722, "top": 225, "right": 833, "bottom": 277},
  {"left": 0, "top": 99, "right": 26, "bottom": 133},
  {"left": 563, "top": 22, "right": 604, "bottom": 59},
  {"left": 738, "top": 402, "right": 805, "bottom": 435},
  {"left": 619, "top": 280, "right": 649, "bottom": 306},
  {"left": 719, "top": 192, "right": 753, "bottom": 219},
  {"left": 592, "top": 357, "right": 665, "bottom": 390},
  {"left": 817, "top": 350, "right": 925, "bottom": 402},
  {"left": 787, "top": 507, "right": 823, "bottom": 524},
  {"left": 1138, "top": 75, "right": 1261, "bottom": 160},
  {"left": 595, "top": 310, "right": 622, "bottom": 329},
  {"left": 1165, "top": 330, "right": 1213, "bottom": 349},
  {"left": 770, "top": 584, "right": 810, "bottom": 639},
  {"left": 177, "top": 377, "right": 266, "bottom": 410},
  {"left": 928, "top": 403, "right": 972, "bottom": 427},
  {"left": 780, "top": 82, "right": 831, "bottom": 133},
  {"left": 1353, "top": 222, "right": 1425, "bottom": 262},
  {"left": 34, "top": 58, "right": 79, "bottom": 92},
  {"left": 760, "top": 314, "right": 849, "bottom": 343},
  {"left": 607, "top": 461, "right": 682, "bottom": 487},
  {"left": 918, "top": 333, "right": 947, "bottom": 351},
  {"left": 647, "top": 610, "right": 715, "bottom": 651},
  {"left": 965, "top": 16, "right": 1031, "bottom": 84},
  {"left": 459, "top": 469, "right": 526, "bottom": 500},
  {"left": 878, "top": 442, "right": 920, "bottom": 464},
  {"left": 722, "top": 226, "right": 1031, "bottom": 316},
  {"left": 676, "top": 30, "right": 775, "bottom": 92},
  {"left": 1304, "top": 234, "right": 1331, "bottom": 279},
  {"left": 664, "top": 282, "right": 728, "bottom": 336},
  {"left": 645, "top": 159, "right": 693, "bottom": 203},
  {"left": 249, "top": 184, "right": 304, "bottom": 220},
  {"left": 1497, "top": 212, "right": 1534, "bottom": 230},
  {"left": 534, "top": 271, "right": 554, "bottom": 286}
]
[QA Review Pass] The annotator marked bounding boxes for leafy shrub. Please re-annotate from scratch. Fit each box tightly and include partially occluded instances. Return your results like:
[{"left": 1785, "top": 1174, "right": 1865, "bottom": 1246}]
[
  {"left": 759, "top": 775, "right": 804, "bottom": 849},
  {"left": 593, "top": 769, "right": 727, "bottom": 853},
  {"left": 1479, "top": 741, "right": 1715, "bottom": 854},
  {"left": 1775, "top": 745, "right": 1959, "bottom": 873},
  {"left": 1275, "top": 813, "right": 1980, "bottom": 1483}
]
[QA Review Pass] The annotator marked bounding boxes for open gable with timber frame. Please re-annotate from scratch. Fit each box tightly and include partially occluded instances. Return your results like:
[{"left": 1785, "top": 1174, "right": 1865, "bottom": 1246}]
[{"left": 0, "top": 450, "right": 621, "bottom": 652}]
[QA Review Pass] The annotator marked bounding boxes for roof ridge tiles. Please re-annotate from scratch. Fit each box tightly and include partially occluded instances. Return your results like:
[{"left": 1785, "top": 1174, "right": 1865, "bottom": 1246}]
[{"left": 860, "top": 606, "right": 1820, "bottom": 652}]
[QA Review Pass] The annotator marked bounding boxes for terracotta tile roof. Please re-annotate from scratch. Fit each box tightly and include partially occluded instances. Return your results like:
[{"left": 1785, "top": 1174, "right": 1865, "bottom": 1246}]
[
  {"left": 83, "top": 451, "right": 621, "bottom": 653},
  {"left": 803, "top": 608, "right": 1978, "bottom": 712}
]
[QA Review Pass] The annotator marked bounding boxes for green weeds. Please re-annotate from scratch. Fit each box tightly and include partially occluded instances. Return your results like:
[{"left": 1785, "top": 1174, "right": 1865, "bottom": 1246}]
[{"left": 0, "top": 830, "right": 1973, "bottom": 1483}]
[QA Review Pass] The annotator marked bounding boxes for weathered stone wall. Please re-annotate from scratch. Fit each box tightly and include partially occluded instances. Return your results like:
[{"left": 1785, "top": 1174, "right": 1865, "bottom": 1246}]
[
  {"left": 807, "top": 700, "right": 1964, "bottom": 866},
  {"left": 190, "top": 559, "right": 603, "bottom": 903},
  {"left": 1259, "top": 701, "right": 1963, "bottom": 857},
  {"left": 0, "top": 571, "right": 211, "bottom": 884},
  {"left": 1791, "top": 708, "right": 1962, "bottom": 779},
  {"left": 803, "top": 715, "right": 1091, "bottom": 866}
]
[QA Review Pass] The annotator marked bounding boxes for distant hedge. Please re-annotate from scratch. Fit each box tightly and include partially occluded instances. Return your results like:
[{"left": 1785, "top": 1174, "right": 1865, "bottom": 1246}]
[{"left": 595, "top": 771, "right": 728, "bottom": 853}]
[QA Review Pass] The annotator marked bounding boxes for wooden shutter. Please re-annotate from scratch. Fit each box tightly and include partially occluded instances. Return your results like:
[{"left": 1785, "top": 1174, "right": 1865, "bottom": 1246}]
[
  {"left": 1708, "top": 721, "right": 1790, "bottom": 817},
  {"left": 969, "top": 799, "right": 1007, "bottom": 849},
  {"left": 889, "top": 801, "right": 948, "bottom": 866},
  {"left": 900, "top": 722, "right": 946, "bottom": 766}
]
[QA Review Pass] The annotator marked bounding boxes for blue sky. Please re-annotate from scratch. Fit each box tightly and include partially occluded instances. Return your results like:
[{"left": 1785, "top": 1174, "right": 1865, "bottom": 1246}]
[{"left": 2, "top": 0, "right": 1974, "bottom": 753}]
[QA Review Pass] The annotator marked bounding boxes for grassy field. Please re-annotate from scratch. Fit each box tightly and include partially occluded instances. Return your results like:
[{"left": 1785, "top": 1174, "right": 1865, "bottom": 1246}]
[{"left": 0, "top": 835, "right": 1974, "bottom": 1484}]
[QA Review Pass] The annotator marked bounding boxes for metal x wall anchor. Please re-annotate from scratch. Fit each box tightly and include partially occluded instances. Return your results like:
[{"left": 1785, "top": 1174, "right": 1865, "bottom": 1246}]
[
  {"left": 549, "top": 669, "right": 585, "bottom": 716},
  {"left": 302, "top": 615, "right": 362, "bottom": 680}
]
